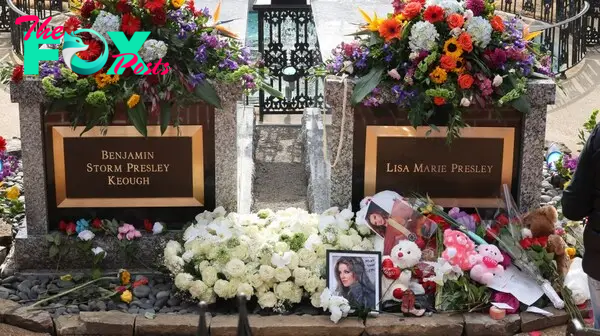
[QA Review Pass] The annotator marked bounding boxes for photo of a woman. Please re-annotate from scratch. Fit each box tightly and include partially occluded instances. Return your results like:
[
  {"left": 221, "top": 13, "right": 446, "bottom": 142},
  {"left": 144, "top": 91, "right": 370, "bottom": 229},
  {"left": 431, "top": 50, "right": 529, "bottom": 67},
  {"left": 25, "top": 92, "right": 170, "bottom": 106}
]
[{"left": 327, "top": 251, "right": 381, "bottom": 311}]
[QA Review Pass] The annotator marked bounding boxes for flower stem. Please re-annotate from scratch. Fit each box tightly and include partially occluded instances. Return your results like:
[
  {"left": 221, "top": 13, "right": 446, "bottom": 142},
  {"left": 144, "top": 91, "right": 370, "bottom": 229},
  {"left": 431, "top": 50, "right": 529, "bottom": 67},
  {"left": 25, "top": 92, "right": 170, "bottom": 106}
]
[{"left": 28, "top": 276, "right": 117, "bottom": 309}]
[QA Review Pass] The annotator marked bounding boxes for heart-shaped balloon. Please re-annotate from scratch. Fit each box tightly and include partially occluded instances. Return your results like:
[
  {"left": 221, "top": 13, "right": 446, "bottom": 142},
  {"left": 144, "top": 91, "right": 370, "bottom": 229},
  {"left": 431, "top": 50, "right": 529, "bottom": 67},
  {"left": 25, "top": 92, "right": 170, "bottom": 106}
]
[
  {"left": 482, "top": 256, "right": 498, "bottom": 268},
  {"left": 382, "top": 259, "right": 395, "bottom": 268}
]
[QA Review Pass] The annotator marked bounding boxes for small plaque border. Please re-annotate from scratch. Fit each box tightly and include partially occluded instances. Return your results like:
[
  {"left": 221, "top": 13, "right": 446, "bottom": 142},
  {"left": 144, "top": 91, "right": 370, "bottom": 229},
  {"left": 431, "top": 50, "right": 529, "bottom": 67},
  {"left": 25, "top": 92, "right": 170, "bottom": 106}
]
[
  {"left": 52, "top": 125, "right": 204, "bottom": 208},
  {"left": 364, "top": 126, "right": 515, "bottom": 208}
]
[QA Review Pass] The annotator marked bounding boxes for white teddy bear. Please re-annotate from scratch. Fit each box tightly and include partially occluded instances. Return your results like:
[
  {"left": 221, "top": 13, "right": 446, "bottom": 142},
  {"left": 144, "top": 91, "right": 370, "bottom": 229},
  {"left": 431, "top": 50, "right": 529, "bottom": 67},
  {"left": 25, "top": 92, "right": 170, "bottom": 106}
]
[{"left": 381, "top": 240, "right": 425, "bottom": 303}]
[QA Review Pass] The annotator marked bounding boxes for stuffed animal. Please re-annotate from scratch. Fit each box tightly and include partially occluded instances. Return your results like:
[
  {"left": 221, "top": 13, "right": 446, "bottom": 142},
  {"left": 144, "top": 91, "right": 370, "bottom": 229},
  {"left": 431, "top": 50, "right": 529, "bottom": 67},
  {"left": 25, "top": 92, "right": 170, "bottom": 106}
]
[
  {"left": 381, "top": 240, "right": 425, "bottom": 302},
  {"left": 564, "top": 257, "right": 590, "bottom": 305},
  {"left": 469, "top": 244, "right": 504, "bottom": 285},
  {"left": 442, "top": 229, "right": 477, "bottom": 270},
  {"left": 522, "top": 206, "right": 570, "bottom": 277}
]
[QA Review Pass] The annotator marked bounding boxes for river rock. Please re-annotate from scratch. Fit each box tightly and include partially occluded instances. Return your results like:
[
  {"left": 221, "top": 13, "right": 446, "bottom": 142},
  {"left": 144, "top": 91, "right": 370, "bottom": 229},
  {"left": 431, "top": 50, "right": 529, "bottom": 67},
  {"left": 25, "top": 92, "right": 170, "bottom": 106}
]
[
  {"left": 156, "top": 291, "right": 170, "bottom": 300},
  {"left": 133, "top": 285, "right": 151, "bottom": 298}
]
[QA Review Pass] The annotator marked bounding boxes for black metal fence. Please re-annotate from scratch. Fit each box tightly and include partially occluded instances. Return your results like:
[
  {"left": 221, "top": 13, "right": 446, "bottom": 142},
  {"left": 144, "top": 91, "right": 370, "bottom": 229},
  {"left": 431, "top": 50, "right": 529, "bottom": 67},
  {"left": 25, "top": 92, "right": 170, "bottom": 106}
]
[
  {"left": 252, "top": 1, "right": 323, "bottom": 118},
  {"left": 6, "top": 0, "right": 67, "bottom": 57}
]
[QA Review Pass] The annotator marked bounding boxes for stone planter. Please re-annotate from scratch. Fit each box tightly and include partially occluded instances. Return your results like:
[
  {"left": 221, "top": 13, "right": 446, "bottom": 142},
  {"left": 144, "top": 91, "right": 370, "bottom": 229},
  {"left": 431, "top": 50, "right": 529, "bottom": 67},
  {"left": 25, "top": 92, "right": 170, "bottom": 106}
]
[
  {"left": 304, "top": 76, "right": 556, "bottom": 213},
  {"left": 9, "top": 79, "right": 249, "bottom": 270}
]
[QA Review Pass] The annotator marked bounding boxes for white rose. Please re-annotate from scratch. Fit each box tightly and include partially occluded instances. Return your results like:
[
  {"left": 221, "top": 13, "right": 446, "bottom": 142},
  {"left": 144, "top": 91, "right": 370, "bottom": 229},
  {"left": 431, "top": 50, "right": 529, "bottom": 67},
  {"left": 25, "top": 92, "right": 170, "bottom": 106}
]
[
  {"left": 292, "top": 267, "right": 310, "bottom": 286},
  {"left": 165, "top": 255, "right": 184, "bottom": 274},
  {"left": 350, "top": 234, "right": 362, "bottom": 246},
  {"left": 337, "top": 235, "right": 353, "bottom": 249},
  {"left": 274, "top": 242, "right": 290, "bottom": 253},
  {"left": 450, "top": 27, "right": 463, "bottom": 37},
  {"left": 213, "top": 206, "right": 227, "bottom": 218},
  {"left": 201, "top": 266, "right": 218, "bottom": 287},
  {"left": 460, "top": 98, "right": 471, "bottom": 107},
  {"left": 319, "top": 288, "right": 332, "bottom": 309},
  {"left": 237, "top": 283, "right": 254, "bottom": 297},
  {"left": 310, "top": 291, "right": 321, "bottom": 308},
  {"left": 257, "top": 291, "right": 277, "bottom": 308},
  {"left": 274, "top": 267, "right": 291, "bottom": 282},
  {"left": 182, "top": 251, "right": 194, "bottom": 263},
  {"left": 275, "top": 281, "right": 301, "bottom": 302},
  {"left": 152, "top": 222, "right": 164, "bottom": 234},
  {"left": 464, "top": 9, "right": 473, "bottom": 20},
  {"left": 304, "top": 276, "right": 322, "bottom": 293},
  {"left": 225, "top": 259, "right": 246, "bottom": 278},
  {"left": 493, "top": 75, "right": 503, "bottom": 87},
  {"left": 304, "top": 234, "right": 322, "bottom": 251},
  {"left": 259, "top": 265, "right": 275, "bottom": 282},
  {"left": 189, "top": 280, "right": 208, "bottom": 299},
  {"left": 297, "top": 248, "right": 317, "bottom": 267},
  {"left": 201, "top": 288, "right": 216, "bottom": 304},
  {"left": 231, "top": 244, "right": 249, "bottom": 260},
  {"left": 214, "top": 279, "right": 235, "bottom": 299},
  {"left": 165, "top": 240, "right": 182, "bottom": 255},
  {"left": 78, "top": 230, "right": 95, "bottom": 241},
  {"left": 356, "top": 224, "right": 372, "bottom": 236},
  {"left": 249, "top": 273, "right": 264, "bottom": 288},
  {"left": 174, "top": 273, "right": 194, "bottom": 291},
  {"left": 91, "top": 247, "right": 105, "bottom": 257},
  {"left": 271, "top": 251, "right": 293, "bottom": 268}
]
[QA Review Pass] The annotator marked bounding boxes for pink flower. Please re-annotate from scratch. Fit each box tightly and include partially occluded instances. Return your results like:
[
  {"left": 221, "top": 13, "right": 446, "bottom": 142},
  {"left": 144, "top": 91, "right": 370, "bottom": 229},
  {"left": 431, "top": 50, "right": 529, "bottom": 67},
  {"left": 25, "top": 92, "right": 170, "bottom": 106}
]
[
  {"left": 126, "top": 231, "right": 135, "bottom": 240},
  {"left": 118, "top": 225, "right": 129, "bottom": 234},
  {"left": 491, "top": 292, "right": 520, "bottom": 314},
  {"left": 117, "top": 233, "right": 124, "bottom": 240},
  {"left": 388, "top": 69, "right": 401, "bottom": 80},
  {"left": 134, "top": 230, "right": 142, "bottom": 238}
]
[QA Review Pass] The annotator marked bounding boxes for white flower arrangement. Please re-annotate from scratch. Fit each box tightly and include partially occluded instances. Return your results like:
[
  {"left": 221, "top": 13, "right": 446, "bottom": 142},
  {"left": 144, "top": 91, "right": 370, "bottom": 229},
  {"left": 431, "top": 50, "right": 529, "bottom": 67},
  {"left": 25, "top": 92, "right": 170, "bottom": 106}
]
[
  {"left": 409, "top": 21, "right": 440, "bottom": 53},
  {"left": 78, "top": 230, "right": 95, "bottom": 241},
  {"left": 319, "top": 288, "right": 351, "bottom": 323},
  {"left": 90, "top": 11, "right": 120, "bottom": 45},
  {"left": 139, "top": 39, "right": 168, "bottom": 62},
  {"left": 164, "top": 207, "right": 374, "bottom": 311}
]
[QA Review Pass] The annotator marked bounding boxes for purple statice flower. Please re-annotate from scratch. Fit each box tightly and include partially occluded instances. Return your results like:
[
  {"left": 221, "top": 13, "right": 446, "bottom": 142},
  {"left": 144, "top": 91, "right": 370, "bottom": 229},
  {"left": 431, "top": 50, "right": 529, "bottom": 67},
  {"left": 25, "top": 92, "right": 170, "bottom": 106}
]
[
  {"left": 353, "top": 47, "right": 369, "bottom": 69},
  {"left": 563, "top": 154, "right": 579, "bottom": 172},
  {"left": 448, "top": 207, "right": 477, "bottom": 232},
  {"left": 391, "top": 85, "right": 416, "bottom": 108},
  {"left": 219, "top": 56, "right": 239, "bottom": 70},
  {"left": 362, "top": 88, "right": 383, "bottom": 107},
  {"left": 189, "top": 73, "right": 205, "bottom": 88},
  {"left": 0, "top": 152, "right": 18, "bottom": 180},
  {"left": 201, "top": 33, "right": 220, "bottom": 48},
  {"left": 40, "top": 61, "right": 61, "bottom": 80},
  {"left": 537, "top": 54, "right": 553, "bottom": 76},
  {"left": 195, "top": 45, "right": 208, "bottom": 63},
  {"left": 328, "top": 54, "right": 344, "bottom": 73},
  {"left": 465, "top": 0, "right": 485, "bottom": 16},
  {"left": 239, "top": 47, "right": 252, "bottom": 65},
  {"left": 383, "top": 44, "right": 393, "bottom": 63},
  {"left": 199, "top": 7, "right": 211, "bottom": 18}
]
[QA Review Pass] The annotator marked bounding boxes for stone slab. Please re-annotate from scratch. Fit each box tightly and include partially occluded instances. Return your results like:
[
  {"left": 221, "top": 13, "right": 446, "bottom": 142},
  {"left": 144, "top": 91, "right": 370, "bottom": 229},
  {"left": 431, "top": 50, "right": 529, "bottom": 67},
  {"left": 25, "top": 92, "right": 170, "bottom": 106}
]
[
  {"left": 210, "top": 315, "right": 364, "bottom": 336},
  {"left": 302, "top": 108, "right": 331, "bottom": 214},
  {"left": 135, "top": 314, "right": 211, "bottom": 336},
  {"left": 13, "top": 231, "right": 177, "bottom": 270},
  {"left": 0, "top": 298, "right": 21, "bottom": 321},
  {"left": 237, "top": 104, "right": 255, "bottom": 215},
  {"left": 0, "top": 246, "right": 7, "bottom": 265},
  {"left": 463, "top": 312, "right": 521, "bottom": 336},
  {"left": 79, "top": 311, "right": 135, "bottom": 336},
  {"left": 0, "top": 220, "right": 11, "bottom": 246},
  {"left": 55, "top": 315, "right": 88, "bottom": 335},
  {"left": 3, "top": 307, "right": 54, "bottom": 334},
  {"left": 0, "top": 323, "right": 51, "bottom": 336},
  {"left": 520, "top": 306, "right": 569, "bottom": 332},
  {"left": 365, "top": 313, "right": 464, "bottom": 336}
]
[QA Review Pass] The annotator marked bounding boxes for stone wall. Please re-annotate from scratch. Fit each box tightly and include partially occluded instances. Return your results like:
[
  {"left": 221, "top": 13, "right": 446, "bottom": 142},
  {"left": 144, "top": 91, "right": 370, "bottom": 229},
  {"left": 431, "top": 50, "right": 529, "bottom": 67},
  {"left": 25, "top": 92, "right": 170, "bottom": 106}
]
[{"left": 305, "top": 76, "right": 556, "bottom": 212}]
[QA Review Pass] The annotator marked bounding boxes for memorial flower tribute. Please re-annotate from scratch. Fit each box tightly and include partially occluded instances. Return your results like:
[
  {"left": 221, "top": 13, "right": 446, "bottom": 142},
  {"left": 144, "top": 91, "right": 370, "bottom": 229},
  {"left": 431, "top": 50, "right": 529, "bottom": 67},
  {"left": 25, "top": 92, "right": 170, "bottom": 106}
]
[
  {"left": 325, "top": 0, "right": 552, "bottom": 142},
  {"left": 10, "top": 0, "right": 278, "bottom": 136}
]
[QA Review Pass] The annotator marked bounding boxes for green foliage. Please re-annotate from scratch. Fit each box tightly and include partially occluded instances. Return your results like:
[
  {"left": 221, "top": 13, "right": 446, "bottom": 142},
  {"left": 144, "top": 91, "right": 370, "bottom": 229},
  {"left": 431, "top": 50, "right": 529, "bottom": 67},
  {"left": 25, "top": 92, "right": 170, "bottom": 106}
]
[
  {"left": 281, "top": 233, "right": 307, "bottom": 252},
  {"left": 351, "top": 67, "right": 385, "bottom": 105},
  {"left": 577, "top": 109, "right": 598, "bottom": 148},
  {"left": 438, "top": 275, "right": 491, "bottom": 312}
]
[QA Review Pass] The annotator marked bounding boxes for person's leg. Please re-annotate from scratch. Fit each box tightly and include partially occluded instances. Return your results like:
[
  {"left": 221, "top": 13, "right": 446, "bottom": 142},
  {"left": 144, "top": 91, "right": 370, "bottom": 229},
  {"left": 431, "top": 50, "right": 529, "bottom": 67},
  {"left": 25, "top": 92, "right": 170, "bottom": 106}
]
[{"left": 587, "top": 276, "right": 600, "bottom": 328}]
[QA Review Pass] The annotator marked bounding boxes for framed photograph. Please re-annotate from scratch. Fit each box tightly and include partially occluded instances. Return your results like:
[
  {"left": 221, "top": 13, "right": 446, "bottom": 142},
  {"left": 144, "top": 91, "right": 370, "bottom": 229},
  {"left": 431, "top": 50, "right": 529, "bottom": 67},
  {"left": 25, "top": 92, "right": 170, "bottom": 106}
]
[{"left": 326, "top": 250, "right": 382, "bottom": 311}]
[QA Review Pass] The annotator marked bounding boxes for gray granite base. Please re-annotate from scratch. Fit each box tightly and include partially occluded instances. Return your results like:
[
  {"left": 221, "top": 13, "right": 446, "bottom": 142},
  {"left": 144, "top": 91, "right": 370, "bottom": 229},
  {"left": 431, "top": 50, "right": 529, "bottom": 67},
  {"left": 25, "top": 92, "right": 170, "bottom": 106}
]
[
  {"left": 237, "top": 104, "right": 255, "bottom": 214},
  {"left": 302, "top": 108, "right": 331, "bottom": 213},
  {"left": 12, "top": 229, "right": 178, "bottom": 271},
  {"left": 323, "top": 76, "right": 556, "bottom": 212}
]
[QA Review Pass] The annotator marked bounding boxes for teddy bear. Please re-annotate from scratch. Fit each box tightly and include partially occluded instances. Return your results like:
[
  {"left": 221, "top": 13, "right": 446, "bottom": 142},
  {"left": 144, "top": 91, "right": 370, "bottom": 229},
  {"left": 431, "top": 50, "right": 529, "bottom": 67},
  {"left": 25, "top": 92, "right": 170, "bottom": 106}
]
[
  {"left": 521, "top": 205, "right": 570, "bottom": 277},
  {"left": 381, "top": 240, "right": 425, "bottom": 303},
  {"left": 442, "top": 229, "right": 477, "bottom": 271},
  {"left": 469, "top": 244, "right": 504, "bottom": 285}
]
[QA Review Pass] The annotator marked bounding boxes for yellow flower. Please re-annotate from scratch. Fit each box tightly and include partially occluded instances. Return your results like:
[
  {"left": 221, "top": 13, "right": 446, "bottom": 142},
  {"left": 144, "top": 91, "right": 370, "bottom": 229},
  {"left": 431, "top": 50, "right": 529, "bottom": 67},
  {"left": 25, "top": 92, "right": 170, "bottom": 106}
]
[
  {"left": 566, "top": 247, "right": 576, "bottom": 259},
  {"left": 94, "top": 74, "right": 120, "bottom": 89},
  {"left": 429, "top": 67, "right": 448, "bottom": 84},
  {"left": 395, "top": 14, "right": 405, "bottom": 22},
  {"left": 106, "top": 74, "right": 120, "bottom": 84},
  {"left": 127, "top": 94, "right": 140, "bottom": 109},
  {"left": 5, "top": 186, "right": 20, "bottom": 200},
  {"left": 60, "top": 274, "right": 73, "bottom": 281},
  {"left": 171, "top": 0, "right": 184, "bottom": 8},
  {"left": 359, "top": 8, "right": 383, "bottom": 31},
  {"left": 444, "top": 38, "right": 463, "bottom": 59},
  {"left": 453, "top": 57, "right": 465, "bottom": 74},
  {"left": 120, "top": 290, "right": 133, "bottom": 304},
  {"left": 120, "top": 269, "right": 131, "bottom": 285},
  {"left": 563, "top": 180, "right": 571, "bottom": 190},
  {"left": 94, "top": 74, "right": 107, "bottom": 89}
]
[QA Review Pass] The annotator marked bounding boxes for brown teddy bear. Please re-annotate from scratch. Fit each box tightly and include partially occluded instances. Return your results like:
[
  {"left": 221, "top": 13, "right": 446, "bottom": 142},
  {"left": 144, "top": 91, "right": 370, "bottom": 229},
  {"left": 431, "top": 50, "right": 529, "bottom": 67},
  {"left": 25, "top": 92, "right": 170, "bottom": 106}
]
[{"left": 522, "top": 206, "right": 570, "bottom": 277}]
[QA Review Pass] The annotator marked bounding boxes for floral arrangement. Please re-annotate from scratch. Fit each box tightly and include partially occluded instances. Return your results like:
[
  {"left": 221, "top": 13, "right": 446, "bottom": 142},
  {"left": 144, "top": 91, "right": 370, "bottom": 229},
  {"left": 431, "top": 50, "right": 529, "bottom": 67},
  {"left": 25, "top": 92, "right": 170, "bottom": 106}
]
[
  {"left": 10, "top": 0, "right": 278, "bottom": 136},
  {"left": 163, "top": 207, "right": 375, "bottom": 312},
  {"left": 0, "top": 136, "right": 23, "bottom": 225},
  {"left": 325, "top": 0, "right": 552, "bottom": 142}
]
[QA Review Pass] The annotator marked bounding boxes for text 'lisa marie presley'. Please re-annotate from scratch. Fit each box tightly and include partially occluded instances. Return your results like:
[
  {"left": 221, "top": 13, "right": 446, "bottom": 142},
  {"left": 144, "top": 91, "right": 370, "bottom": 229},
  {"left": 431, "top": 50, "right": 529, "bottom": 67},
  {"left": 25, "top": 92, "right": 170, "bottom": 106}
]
[{"left": 385, "top": 163, "right": 494, "bottom": 174}]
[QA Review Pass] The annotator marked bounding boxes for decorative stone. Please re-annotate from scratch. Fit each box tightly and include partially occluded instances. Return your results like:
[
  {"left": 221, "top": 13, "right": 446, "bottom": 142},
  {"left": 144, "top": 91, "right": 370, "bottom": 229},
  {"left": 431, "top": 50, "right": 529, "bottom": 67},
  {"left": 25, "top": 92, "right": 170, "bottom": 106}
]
[
  {"left": 0, "top": 298, "right": 20, "bottom": 321},
  {"left": 0, "top": 220, "right": 11, "bottom": 246},
  {"left": 133, "top": 285, "right": 151, "bottom": 298},
  {"left": 0, "top": 322, "right": 51, "bottom": 336},
  {"left": 54, "top": 315, "right": 88, "bottom": 335},
  {"left": 135, "top": 314, "right": 209, "bottom": 336},
  {"left": 3, "top": 306, "right": 54, "bottom": 334},
  {"left": 0, "top": 247, "right": 7, "bottom": 265},
  {"left": 210, "top": 315, "right": 364, "bottom": 336},
  {"left": 366, "top": 314, "right": 464, "bottom": 336},
  {"left": 154, "top": 297, "right": 168, "bottom": 309},
  {"left": 520, "top": 306, "right": 569, "bottom": 332},
  {"left": 167, "top": 297, "right": 181, "bottom": 307},
  {"left": 156, "top": 291, "right": 170, "bottom": 300},
  {"left": 463, "top": 313, "right": 521, "bottom": 336},
  {"left": 80, "top": 311, "right": 135, "bottom": 336}
]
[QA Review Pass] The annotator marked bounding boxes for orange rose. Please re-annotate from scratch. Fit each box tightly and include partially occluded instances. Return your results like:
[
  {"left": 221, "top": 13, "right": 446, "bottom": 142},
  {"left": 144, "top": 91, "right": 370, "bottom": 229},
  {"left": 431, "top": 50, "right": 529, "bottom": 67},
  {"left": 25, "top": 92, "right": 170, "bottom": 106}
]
[
  {"left": 446, "top": 13, "right": 464, "bottom": 29},
  {"left": 402, "top": 2, "right": 423, "bottom": 20},
  {"left": 439, "top": 55, "right": 456, "bottom": 70},
  {"left": 457, "top": 74, "right": 474, "bottom": 89},
  {"left": 433, "top": 97, "right": 446, "bottom": 106},
  {"left": 457, "top": 33, "right": 473, "bottom": 53},
  {"left": 490, "top": 15, "right": 505, "bottom": 32}
]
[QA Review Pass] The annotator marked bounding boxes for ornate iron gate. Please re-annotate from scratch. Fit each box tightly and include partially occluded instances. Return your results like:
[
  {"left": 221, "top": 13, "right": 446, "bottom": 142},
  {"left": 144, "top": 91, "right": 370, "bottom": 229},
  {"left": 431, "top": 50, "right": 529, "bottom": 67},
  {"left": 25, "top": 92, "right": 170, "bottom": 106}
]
[{"left": 253, "top": 1, "right": 323, "bottom": 119}]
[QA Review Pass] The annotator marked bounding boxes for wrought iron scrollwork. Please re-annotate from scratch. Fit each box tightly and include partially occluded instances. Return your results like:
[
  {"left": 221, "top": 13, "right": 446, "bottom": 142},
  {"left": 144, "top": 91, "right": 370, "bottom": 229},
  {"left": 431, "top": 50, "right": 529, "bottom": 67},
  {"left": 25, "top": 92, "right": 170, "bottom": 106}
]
[{"left": 254, "top": 5, "right": 323, "bottom": 117}]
